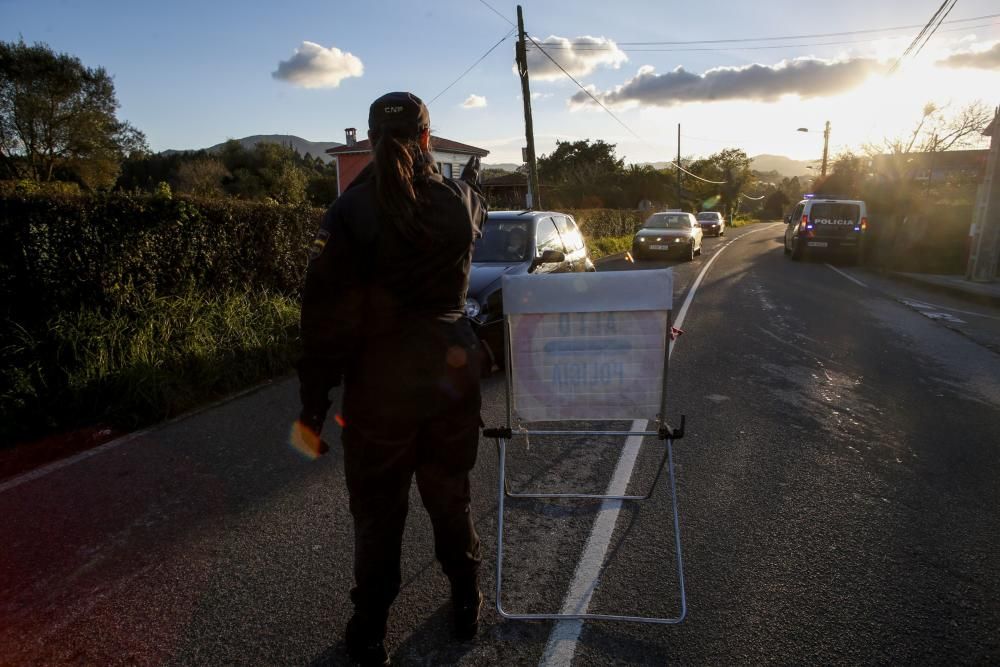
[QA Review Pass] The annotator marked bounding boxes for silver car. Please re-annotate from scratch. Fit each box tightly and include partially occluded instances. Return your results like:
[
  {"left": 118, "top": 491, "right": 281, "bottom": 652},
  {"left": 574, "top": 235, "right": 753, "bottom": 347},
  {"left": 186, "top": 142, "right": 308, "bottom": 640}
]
[{"left": 632, "top": 211, "right": 704, "bottom": 262}]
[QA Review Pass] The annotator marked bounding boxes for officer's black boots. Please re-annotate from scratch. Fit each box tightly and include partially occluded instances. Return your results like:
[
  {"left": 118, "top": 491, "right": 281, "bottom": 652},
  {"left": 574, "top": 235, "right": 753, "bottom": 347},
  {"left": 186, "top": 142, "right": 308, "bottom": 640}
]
[
  {"left": 345, "top": 613, "right": 390, "bottom": 667},
  {"left": 451, "top": 579, "right": 484, "bottom": 641}
]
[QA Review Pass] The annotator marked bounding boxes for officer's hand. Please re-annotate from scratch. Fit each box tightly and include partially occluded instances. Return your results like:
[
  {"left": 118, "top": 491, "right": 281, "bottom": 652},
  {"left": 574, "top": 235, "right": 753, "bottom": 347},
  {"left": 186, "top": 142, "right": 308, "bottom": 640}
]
[
  {"left": 290, "top": 417, "right": 330, "bottom": 460},
  {"left": 460, "top": 155, "right": 480, "bottom": 184}
]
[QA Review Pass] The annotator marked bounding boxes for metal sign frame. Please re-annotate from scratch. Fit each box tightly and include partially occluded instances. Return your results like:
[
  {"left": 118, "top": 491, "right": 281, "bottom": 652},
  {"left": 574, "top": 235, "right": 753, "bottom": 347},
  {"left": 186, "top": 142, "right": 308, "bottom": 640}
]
[{"left": 483, "top": 272, "right": 687, "bottom": 625}]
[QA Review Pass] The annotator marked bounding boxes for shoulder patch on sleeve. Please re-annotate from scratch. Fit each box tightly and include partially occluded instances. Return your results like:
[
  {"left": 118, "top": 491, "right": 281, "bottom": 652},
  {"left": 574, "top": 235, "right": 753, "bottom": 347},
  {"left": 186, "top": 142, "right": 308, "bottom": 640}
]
[{"left": 308, "top": 229, "right": 331, "bottom": 261}]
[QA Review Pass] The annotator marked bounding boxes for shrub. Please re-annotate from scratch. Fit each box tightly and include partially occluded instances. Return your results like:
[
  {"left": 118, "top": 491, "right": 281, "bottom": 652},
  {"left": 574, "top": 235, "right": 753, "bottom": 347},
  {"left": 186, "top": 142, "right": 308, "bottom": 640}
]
[
  {"left": 0, "top": 191, "right": 323, "bottom": 328},
  {"left": 588, "top": 234, "right": 634, "bottom": 260},
  {"left": 1, "top": 287, "right": 301, "bottom": 445},
  {"left": 565, "top": 208, "right": 647, "bottom": 240}
]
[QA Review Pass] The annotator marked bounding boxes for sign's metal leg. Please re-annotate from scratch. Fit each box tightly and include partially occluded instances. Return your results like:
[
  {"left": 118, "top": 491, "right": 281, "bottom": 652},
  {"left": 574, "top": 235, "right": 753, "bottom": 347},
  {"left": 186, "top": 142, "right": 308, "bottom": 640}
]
[
  {"left": 495, "top": 435, "right": 508, "bottom": 616},
  {"left": 493, "top": 435, "right": 687, "bottom": 624}
]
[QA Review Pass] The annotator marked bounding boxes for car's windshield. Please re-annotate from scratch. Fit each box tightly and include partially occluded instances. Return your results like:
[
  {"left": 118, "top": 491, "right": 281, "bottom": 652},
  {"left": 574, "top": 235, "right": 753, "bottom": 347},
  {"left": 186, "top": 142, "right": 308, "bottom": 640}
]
[
  {"left": 644, "top": 213, "right": 690, "bottom": 230},
  {"left": 697, "top": 213, "right": 720, "bottom": 221},
  {"left": 473, "top": 220, "right": 531, "bottom": 262}
]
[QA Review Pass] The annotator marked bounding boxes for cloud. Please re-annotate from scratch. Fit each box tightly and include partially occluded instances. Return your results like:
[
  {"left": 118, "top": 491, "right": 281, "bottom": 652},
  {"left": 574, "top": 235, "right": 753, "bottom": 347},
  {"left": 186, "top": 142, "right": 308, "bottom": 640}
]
[
  {"left": 462, "top": 94, "right": 487, "bottom": 109},
  {"left": 937, "top": 42, "right": 1000, "bottom": 70},
  {"left": 523, "top": 35, "right": 627, "bottom": 82},
  {"left": 272, "top": 42, "right": 363, "bottom": 88},
  {"left": 570, "top": 57, "right": 882, "bottom": 109}
]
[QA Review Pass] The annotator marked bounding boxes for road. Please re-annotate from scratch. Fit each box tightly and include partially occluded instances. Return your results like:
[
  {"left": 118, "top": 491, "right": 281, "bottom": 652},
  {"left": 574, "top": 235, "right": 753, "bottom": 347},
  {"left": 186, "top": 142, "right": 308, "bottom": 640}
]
[{"left": 2, "top": 223, "right": 999, "bottom": 665}]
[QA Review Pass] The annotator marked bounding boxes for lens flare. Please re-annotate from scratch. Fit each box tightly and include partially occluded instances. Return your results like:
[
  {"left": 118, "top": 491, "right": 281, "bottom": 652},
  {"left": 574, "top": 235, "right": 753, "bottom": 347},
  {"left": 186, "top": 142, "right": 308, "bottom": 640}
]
[
  {"left": 446, "top": 346, "right": 468, "bottom": 368},
  {"left": 702, "top": 195, "right": 721, "bottom": 210},
  {"left": 289, "top": 420, "right": 329, "bottom": 460}
]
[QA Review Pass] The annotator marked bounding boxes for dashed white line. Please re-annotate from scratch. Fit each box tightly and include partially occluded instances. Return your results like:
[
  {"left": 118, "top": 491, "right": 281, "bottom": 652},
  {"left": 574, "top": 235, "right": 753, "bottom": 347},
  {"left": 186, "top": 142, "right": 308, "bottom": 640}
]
[
  {"left": 540, "top": 223, "right": 781, "bottom": 667},
  {"left": 825, "top": 263, "right": 868, "bottom": 288}
]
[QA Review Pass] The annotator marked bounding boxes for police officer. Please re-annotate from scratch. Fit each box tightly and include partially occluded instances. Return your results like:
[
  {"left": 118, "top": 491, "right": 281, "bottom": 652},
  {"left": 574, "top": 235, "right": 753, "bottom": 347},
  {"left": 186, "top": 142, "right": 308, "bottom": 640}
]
[{"left": 295, "top": 92, "right": 487, "bottom": 667}]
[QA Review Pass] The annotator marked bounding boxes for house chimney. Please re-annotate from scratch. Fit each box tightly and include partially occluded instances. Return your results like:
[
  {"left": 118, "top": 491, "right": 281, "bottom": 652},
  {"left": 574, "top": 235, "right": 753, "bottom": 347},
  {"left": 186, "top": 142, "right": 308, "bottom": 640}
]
[{"left": 345, "top": 128, "right": 357, "bottom": 147}]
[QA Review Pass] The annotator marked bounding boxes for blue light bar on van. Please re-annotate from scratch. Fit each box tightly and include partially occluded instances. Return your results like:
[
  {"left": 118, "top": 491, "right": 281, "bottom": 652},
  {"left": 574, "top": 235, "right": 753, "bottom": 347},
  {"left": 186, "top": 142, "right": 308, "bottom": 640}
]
[{"left": 803, "top": 193, "right": 815, "bottom": 198}]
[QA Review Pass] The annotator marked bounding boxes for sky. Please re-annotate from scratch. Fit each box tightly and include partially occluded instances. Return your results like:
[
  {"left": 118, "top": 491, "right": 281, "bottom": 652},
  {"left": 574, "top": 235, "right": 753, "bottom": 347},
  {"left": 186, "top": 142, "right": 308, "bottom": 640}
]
[{"left": 3, "top": 0, "right": 999, "bottom": 165}]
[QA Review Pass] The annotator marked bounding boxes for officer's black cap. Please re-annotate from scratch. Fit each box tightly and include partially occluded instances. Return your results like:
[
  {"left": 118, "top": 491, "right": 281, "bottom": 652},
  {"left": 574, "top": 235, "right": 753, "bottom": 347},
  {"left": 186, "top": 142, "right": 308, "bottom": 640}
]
[{"left": 368, "top": 92, "right": 430, "bottom": 135}]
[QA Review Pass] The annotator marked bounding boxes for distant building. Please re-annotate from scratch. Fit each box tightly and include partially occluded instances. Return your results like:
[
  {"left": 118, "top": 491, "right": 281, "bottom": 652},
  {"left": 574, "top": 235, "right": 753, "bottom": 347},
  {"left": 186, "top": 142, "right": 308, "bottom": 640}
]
[
  {"left": 480, "top": 172, "right": 559, "bottom": 209},
  {"left": 325, "top": 128, "right": 489, "bottom": 195},
  {"left": 967, "top": 107, "right": 999, "bottom": 281},
  {"left": 872, "top": 149, "right": 989, "bottom": 183}
]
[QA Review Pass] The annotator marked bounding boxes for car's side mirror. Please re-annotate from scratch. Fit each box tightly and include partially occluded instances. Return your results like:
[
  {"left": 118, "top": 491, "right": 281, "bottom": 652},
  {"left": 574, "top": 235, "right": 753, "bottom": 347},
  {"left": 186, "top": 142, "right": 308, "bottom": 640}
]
[
  {"left": 538, "top": 249, "right": 566, "bottom": 264},
  {"left": 784, "top": 215, "right": 791, "bottom": 224}
]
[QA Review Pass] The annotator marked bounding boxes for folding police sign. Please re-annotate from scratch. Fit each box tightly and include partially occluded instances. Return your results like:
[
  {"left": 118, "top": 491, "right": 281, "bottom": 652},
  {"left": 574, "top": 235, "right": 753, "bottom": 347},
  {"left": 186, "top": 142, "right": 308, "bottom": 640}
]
[{"left": 485, "top": 268, "right": 687, "bottom": 625}]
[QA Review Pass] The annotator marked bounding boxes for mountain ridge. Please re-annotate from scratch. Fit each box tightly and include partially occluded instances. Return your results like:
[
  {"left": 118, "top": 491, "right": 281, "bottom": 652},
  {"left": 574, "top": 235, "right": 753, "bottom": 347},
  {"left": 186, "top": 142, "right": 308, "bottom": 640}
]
[{"left": 163, "top": 134, "right": 343, "bottom": 163}]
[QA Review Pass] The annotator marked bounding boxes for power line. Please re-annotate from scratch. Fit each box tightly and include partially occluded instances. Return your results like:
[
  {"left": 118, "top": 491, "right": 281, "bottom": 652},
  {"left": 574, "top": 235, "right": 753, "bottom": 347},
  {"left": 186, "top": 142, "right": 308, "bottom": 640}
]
[
  {"left": 525, "top": 21, "right": 1000, "bottom": 54},
  {"left": 522, "top": 35, "right": 725, "bottom": 184},
  {"left": 533, "top": 12, "right": 998, "bottom": 48},
  {"left": 888, "top": 0, "right": 955, "bottom": 74},
  {"left": 477, "top": 0, "right": 516, "bottom": 27},
  {"left": 912, "top": 0, "right": 960, "bottom": 61},
  {"left": 429, "top": 27, "right": 516, "bottom": 105}
]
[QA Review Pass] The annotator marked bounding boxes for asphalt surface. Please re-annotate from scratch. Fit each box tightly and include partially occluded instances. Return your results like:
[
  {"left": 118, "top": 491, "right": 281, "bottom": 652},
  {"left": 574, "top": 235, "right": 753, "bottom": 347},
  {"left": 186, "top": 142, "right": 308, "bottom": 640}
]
[{"left": 2, "top": 223, "right": 998, "bottom": 665}]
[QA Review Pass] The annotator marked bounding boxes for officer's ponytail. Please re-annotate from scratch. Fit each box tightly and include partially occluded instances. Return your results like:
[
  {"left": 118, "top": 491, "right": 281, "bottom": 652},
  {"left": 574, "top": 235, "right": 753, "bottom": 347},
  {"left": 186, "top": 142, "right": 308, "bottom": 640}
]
[{"left": 372, "top": 128, "right": 434, "bottom": 241}]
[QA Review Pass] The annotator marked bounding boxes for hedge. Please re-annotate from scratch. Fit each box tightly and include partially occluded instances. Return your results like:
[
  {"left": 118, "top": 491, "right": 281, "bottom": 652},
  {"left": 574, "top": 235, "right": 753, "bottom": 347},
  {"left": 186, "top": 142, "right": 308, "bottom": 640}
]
[
  {"left": 1, "top": 191, "right": 322, "bottom": 445},
  {"left": 0, "top": 191, "right": 323, "bottom": 327},
  {"left": 564, "top": 208, "right": 647, "bottom": 240}
]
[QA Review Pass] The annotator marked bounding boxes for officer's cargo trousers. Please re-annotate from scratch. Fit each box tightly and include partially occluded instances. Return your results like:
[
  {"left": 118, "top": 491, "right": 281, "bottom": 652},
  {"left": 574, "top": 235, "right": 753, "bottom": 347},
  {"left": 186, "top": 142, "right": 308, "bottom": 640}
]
[{"left": 341, "top": 318, "right": 483, "bottom": 620}]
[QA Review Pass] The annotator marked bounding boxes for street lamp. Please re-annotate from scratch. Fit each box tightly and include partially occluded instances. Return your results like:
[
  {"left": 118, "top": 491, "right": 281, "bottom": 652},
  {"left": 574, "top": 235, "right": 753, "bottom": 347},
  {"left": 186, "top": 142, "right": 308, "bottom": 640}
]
[{"left": 797, "top": 121, "right": 831, "bottom": 178}]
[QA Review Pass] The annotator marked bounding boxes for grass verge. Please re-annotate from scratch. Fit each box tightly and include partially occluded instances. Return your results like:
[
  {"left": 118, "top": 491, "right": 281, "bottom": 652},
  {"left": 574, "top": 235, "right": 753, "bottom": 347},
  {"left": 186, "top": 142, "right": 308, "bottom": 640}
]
[
  {"left": 2, "top": 287, "right": 301, "bottom": 447},
  {"left": 588, "top": 234, "right": 634, "bottom": 260}
]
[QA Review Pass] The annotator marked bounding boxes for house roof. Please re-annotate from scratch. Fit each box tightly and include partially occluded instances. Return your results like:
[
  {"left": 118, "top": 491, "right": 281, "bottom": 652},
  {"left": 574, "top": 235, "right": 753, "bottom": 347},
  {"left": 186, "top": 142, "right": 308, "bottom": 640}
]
[
  {"left": 326, "top": 134, "right": 489, "bottom": 157},
  {"left": 984, "top": 111, "right": 998, "bottom": 137}
]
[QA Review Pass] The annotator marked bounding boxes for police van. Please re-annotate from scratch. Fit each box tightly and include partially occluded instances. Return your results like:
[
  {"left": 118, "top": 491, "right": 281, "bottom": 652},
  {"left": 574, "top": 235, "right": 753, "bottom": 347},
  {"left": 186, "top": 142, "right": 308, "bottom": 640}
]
[{"left": 783, "top": 195, "right": 868, "bottom": 263}]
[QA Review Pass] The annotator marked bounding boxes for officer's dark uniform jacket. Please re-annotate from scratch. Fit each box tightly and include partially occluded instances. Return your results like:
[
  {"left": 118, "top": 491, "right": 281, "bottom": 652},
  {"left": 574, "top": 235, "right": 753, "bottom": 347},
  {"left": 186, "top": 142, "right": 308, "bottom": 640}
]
[
  {"left": 298, "top": 163, "right": 487, "bottom": 620},
  {"left": 299, "top": 165, "right": 486, "bottom": 418}
]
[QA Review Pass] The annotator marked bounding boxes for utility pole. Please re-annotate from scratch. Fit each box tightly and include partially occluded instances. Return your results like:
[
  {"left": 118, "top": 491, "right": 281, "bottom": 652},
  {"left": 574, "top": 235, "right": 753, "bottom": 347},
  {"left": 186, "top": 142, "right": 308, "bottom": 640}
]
[
  {"left": 515, "top": 5, "right": 540, "bottom": 209},
  {"left": 676, "top": 123, "right": 682, "bottom": 207},
  {"left": 820, "top": 120, "right": 831, "bottom": 178},
  {"left": 967, "top": 106, "right": 999, "bottom": 282}
]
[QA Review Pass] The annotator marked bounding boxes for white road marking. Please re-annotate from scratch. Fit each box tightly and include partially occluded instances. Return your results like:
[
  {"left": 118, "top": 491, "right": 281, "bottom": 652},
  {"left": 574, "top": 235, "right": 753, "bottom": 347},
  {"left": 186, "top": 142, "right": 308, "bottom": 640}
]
[
  {"left": 900, "top": 298, "right": 1000, "bottom": 321},
  {"left": 825, "top": 263, "right": 868, "bottom": 288},
  {"left": 540, "top": 223, "right": 781, "bottom": 667},
  {"left": 0, "top": 377, "right": 282, "bottom": 494},
  {"left": 899, "top": 298, "right": 935, "bottom": 310},
  {"left": 920, "top": 311, "right": 967, "bottom": 324}
]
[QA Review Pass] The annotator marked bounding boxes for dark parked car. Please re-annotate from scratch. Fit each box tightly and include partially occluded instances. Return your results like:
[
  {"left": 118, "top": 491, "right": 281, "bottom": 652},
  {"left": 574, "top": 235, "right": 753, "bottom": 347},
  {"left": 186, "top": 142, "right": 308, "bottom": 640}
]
[
  {"left": 465, "top": 210, "right": 595, "bottom": 361},
  {"left": 696, "top": 211, "right": 726, "bottom": 236},
  {"left": 632, "top": 211, "right": 703, "bottom": 261},
  {"left": 783, "top": 196, "right": 868, "bottom": 263}
]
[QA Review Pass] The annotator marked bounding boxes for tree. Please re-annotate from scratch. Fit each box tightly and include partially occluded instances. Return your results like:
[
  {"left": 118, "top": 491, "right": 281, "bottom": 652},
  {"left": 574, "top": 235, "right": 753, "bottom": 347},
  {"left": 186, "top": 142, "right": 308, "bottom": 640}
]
[
  {"left": 713, "top": 148, "right": 754, "bottom": 221},
  {"left": 682, "top": 148, "right": 754, "bottom": 220},
  {"left": 762, "top": 190, "right": 790, "bottom": 219},
  {"left": 538, "top": 139, "right": 626, "bottom": 207},
  {"left": 173, "top": 158, "right": 230, "bottom": 198},
  {"left": 0, "top": 40, "right": 147, "bottom": 188},
  {"left": 814, "top": 151, "right": 866, "bottom": 195},
  {"left": 864, "top": 100, "right": 992, "bottom": 158},
  {"left": 537, "top": 139, "right": 624, "bottom": 185}
]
